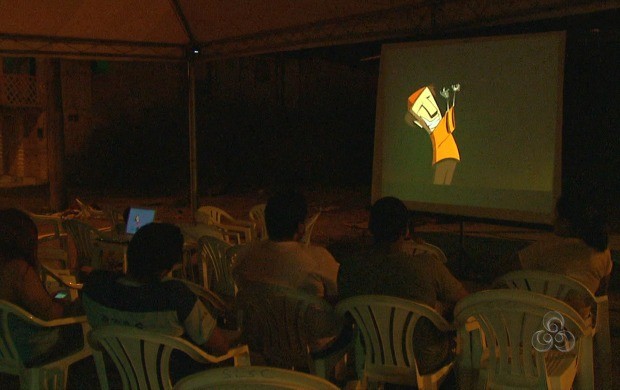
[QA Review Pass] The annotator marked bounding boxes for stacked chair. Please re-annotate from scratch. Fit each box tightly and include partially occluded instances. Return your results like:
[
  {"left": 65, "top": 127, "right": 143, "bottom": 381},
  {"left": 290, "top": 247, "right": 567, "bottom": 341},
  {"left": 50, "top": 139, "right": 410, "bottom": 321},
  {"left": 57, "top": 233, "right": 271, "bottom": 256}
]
[
  {"left": 195, "top": 206, "right": 255, "bottom": 244},
  {"left": 61, "top": 219, "right": 124, "bottom": 274},
  {"left": 248, "top": 203, "right": 268, "bottom": 241}
]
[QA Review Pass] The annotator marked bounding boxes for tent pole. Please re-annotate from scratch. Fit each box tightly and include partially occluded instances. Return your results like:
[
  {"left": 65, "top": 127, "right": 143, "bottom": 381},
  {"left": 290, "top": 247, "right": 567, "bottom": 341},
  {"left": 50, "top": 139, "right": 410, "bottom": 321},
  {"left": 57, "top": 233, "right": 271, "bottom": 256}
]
[{"left": 188, "top": 58, "right": 198, "bottom": 222}]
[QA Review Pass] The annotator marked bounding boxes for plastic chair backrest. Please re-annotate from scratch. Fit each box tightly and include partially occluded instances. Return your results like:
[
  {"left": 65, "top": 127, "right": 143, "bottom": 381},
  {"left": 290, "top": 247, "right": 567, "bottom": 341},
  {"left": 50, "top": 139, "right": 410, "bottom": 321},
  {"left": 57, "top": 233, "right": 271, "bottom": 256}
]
[
  {"left": 196, "top": 235, "right": 234, "bottom": 298},
  {"left": 0, "top": 300, "right": 42, "bottom": 374},
  {"left": 75, "top": 198, "right": 106, "bottom": 220},
  {"left": 89, "top": 325, "right": 250, "bottom": 390},
  {"left": 494, "top": 269, "right": 611, "bottom": 388},
  {"left": 196, "top": 206, "right": 234, "bottom": 225},
  {"left": 28, "top": 211, "right": 68, "bottom": 251},
  {"left": 61, "top": 219, "right": 104, "bottom": 269},
  {"left": 236, "top": 282, "right": 339, "bottom": 371},
  {"left": 494, "top": 270, "right": 598, "bottom": 319},
  {"left": 403, "top": 240, "right": 448, "bottom": 263},
  {"left": 249, "top": 204, "right": 268, "bottom": 240},
  {"left": 454, "top": 289, "right": 592, "bottom": 389},
  {"left": 173, "top": 366, "right": 340, "bottom": 390},
  {"left": 335, "top": 295, "right": 454, "bottom": 389},
  {"left": 0, "top": 299, "right": 91, "bottom": 389},
  {"left": 196, "top": 206, "right": 254, "bottom": 244}
]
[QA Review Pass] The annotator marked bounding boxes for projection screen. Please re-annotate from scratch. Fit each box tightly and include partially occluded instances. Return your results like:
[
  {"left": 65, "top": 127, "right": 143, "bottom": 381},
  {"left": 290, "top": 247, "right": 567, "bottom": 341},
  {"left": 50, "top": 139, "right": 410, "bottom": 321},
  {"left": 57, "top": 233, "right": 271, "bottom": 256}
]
[{"left": 371, "top": 31, "right": 565, "bottom": 224}]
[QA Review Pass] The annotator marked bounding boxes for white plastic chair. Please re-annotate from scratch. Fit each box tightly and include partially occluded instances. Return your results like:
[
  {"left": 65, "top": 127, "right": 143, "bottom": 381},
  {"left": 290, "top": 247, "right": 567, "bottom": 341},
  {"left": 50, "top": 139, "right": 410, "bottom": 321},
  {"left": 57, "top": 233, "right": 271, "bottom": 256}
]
[
  {"left": 249, "top": 203, "right": 268, "bottom": 240},
  {"left": 335, "top": 295, "right": 455, "bottom": 390},
  {"left": 61, "top": 219, "right": 106, "bottom": 271},
  {"left": 28, "top": 212, "right": 68, "bottom": 251},
  {"left": 195, "top": 235, "right": 235, "bottom": 300},
  {"left": 0, "top": 300, "right": 91, "bottom": 390},
  {"left": 494, "top": 269, "right": 611, "bottom": 389},
  {"left": 454, "top": 289, "right": 593, "bottom": 390},
  {"left": 38, "top": 263, "right": 83, "bottom": 302},
  {"left": 173, "top": 366, "right": 340, "bottom": 390},
  {"left": 301, "top": 211, "right": 321, "bottom": 247},
  {"left": 236, "top": 282, "right": 351, "bottom": 381},
  {"left": 88, "top": 325, "right": 251, "bottom": 390},
  {"left": 196, "top": 206, "right": 255, "bottom": 244},
  {"left": 402, "top": 240, "right": 448, "bottom": 263},
  {"left": 74, "top": 198, "right": 106, "bottom": 221}
]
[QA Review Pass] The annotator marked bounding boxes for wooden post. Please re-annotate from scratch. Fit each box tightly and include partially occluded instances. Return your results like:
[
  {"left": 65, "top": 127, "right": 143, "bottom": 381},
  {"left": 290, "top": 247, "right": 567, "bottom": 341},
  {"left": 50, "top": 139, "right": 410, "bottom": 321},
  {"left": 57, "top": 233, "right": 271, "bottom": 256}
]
[{"left": 45, "top": 59, "right": 67, "bottom": 211}]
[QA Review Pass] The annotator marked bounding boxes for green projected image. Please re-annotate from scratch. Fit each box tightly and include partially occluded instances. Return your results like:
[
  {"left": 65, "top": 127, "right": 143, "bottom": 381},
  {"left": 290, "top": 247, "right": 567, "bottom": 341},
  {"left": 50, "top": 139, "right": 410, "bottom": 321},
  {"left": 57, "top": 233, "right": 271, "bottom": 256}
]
[{"left": 372, "top": 32, "right": 565, "bottom": 224}]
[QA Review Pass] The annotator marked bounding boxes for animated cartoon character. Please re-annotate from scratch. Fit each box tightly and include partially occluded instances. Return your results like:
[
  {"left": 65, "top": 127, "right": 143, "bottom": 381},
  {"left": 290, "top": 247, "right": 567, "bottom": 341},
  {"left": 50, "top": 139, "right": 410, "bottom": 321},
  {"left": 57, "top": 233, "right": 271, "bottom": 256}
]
[{"left": 404, "top": 84, "right": 460, "bottom": 185}]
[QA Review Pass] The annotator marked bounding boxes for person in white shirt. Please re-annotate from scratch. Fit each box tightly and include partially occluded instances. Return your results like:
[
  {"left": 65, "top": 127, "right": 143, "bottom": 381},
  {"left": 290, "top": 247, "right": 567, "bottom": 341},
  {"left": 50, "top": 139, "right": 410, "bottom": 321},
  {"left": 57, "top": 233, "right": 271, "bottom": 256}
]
[{"left": 233, "top": 190, "right": 341, "bottom": 350}]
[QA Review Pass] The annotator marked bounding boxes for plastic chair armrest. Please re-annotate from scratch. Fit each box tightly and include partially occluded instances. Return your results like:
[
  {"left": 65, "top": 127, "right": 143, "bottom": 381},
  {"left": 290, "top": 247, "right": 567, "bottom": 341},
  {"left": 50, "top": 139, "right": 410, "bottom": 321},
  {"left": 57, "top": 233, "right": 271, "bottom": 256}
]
[
  {"left": 175, "top": 279, "right": 228, "bottom": 312},
  {"left": 40, "top": 264, "right": 83, "bottom": 290},
  {"left": 210, "top": 344, "right": 251, "bottom": 366},
  {"left": 37, "top": 315, "right": 89, "bottom": 328}
]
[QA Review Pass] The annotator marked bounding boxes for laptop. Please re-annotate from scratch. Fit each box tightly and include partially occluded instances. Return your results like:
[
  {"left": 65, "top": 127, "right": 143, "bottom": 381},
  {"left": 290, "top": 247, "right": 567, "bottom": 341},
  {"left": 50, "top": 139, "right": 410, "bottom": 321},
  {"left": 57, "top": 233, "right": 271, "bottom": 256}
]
[{"left": 125, "top": 207, "right": 157, "bottom": 235}]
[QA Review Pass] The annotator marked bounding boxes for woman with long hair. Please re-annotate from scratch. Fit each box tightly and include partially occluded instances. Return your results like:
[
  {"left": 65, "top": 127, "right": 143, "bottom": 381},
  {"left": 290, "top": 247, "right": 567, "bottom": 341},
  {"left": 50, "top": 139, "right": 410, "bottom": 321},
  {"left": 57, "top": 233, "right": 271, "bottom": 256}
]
[{"left": 0, "top": 208, "right": 81, "bottom": 365}]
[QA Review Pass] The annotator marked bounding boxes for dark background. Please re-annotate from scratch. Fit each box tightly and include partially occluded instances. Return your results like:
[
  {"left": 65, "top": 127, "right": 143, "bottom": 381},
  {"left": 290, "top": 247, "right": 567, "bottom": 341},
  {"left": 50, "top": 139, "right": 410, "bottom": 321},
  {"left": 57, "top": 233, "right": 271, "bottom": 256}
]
[{"left": 68, "top": 9, "right": 618, "bottom": 224}]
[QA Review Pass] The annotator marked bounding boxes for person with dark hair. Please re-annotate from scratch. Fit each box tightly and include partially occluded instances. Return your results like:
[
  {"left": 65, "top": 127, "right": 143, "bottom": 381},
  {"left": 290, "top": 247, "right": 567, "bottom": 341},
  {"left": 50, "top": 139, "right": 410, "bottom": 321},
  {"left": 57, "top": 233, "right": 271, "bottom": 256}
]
[
  {"left": 338, "top": 196, "right": 468, "bottom": 375},
  {"left": 0, "top": 208, "right": 82, "bottom": 365},
  {"left": 516, "top": 192, "right": 612, "bottom": 297},
  {"left": 233, "top": 190, "right": 339, "bottom": 301},
  {"left": 232, "top": 190, "right": 341, "bottom": 350},
  {"left": 83, "top": 223, "right": 231, "bottom": 357}
]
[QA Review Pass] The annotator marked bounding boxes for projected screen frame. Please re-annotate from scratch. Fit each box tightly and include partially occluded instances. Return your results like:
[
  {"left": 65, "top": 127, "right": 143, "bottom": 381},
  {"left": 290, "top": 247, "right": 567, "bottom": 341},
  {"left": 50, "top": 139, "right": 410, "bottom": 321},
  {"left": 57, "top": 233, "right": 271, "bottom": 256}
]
[{"left": 372, "top": 31, "right": 565, "bottom": 225}]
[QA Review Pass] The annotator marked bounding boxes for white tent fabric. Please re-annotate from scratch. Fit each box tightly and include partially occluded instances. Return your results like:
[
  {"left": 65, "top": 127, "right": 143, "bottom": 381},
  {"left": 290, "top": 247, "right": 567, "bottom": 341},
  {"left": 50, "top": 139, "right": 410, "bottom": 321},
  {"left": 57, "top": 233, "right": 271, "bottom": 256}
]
[
  {"left": 0, "top": 0, "right": 419, "bottom": 60},
  {"left": 0, "top": 0, "right": 616, "bottom": 214},
  {"left": 1, "top": 1, "right": 616, "bottom": 61}
]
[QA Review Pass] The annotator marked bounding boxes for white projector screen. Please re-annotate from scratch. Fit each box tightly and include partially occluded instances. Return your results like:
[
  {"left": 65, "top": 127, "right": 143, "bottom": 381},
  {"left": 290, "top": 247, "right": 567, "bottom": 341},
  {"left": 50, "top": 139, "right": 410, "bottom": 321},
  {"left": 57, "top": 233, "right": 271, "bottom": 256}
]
[{"left": 372, "top": 31, "right": 565, "bottom": 224}]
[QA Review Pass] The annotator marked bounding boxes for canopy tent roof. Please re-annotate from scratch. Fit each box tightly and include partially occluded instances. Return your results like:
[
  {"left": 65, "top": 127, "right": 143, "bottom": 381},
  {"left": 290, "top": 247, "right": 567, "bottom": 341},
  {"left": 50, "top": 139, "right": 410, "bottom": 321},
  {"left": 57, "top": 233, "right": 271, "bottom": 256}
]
[
  {"left": 0, "top": 0, "right": 617, "bottom": 61},
  {"left": 1, "top": 0, "right": 617, "bottom": 214}
]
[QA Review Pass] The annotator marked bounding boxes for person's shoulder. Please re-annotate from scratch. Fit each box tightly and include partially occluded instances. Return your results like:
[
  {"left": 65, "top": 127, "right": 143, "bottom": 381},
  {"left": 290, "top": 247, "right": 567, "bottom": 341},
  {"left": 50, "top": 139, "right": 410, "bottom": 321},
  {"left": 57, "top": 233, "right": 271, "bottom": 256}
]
[
  {"left": 306, "top": 244, "right": 336, "bottom": 261},
  {"left": 238, "top": 240, "right": 268, "bottom": 259},
  {"left": 241, "top": 240, "right": 265, "bottom": 252},
  {"left": 404, "top": 251, "right": 448, "bottom": 273}
]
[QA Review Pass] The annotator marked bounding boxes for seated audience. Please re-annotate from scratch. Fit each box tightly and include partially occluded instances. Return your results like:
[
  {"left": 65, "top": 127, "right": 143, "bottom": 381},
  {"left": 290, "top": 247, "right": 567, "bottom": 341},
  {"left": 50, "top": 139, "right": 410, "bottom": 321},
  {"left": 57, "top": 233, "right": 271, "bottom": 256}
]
[
  {"left": 233, "top": 190, "right": 341, "bottom": 348},
  {"left": 338, "top": 196, "right": 468, "bottom": 375},
  {"left": 513, "top": 191, "right": 612, "bottom": 307},
  {"left": 233, "top": 190, "right": 339, "bottom": 302},
  {"left": 82, "top": 222, "right": 232, "bottom": 359},
  {"left": 0, "top": 208, "right": 82, "bottom": 365}
]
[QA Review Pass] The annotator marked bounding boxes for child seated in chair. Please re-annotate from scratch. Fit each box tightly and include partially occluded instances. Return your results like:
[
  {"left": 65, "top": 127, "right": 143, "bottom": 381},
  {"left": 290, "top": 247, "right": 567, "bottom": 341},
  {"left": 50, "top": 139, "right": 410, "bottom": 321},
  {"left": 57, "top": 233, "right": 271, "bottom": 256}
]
[{"left": 82, "top": 222, "right": 237, "bottom": 379}]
